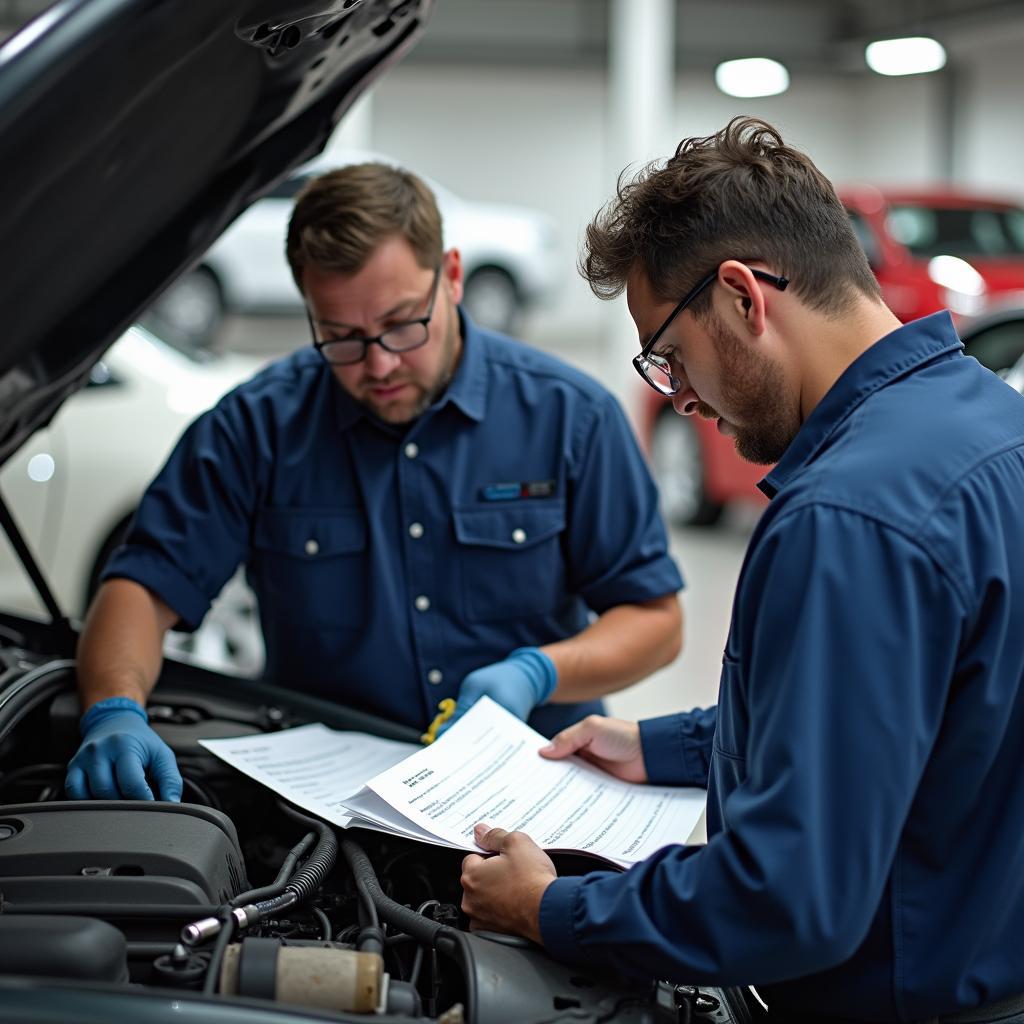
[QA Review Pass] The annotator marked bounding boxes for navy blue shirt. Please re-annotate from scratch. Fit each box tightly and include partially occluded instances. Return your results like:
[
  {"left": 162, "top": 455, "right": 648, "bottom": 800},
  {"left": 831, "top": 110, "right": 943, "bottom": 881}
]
[
  {"left": 541, "top": 313, "right": 1024, "bottom": 1020},
  {"left": 105, "top": 314, "right": 683, "bottom": 736}
]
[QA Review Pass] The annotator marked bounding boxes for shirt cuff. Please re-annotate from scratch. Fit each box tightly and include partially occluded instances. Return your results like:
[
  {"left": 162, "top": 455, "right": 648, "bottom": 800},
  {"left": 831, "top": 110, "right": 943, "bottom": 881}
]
[
  {"left": 539, "top": 876, "right": 588, "bottom": 963},
  {"left": 640, "top": 713, "right": 706, "bottom": 787},
  {"left": 102, "top": 545, "right": 211, "bottom": 631},
  {"left": 582, "top": 558, "right": 684, "bottom": 614}
]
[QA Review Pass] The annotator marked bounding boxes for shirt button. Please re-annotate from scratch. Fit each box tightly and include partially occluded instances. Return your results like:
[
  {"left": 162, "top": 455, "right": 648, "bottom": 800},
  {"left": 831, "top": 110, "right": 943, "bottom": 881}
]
[
  {"left": 414, "top": 595, "right": 431, "bottom": 612},
  {"left": 427, "top": 669, "right": 443, "bottom": 685},
  {"left": 511, "top": 528, "right": 527, "bottom": 544},
  {"left": 305, "top": 539, "right": 320, "bottom": 556},
  {"left": 409, "top": 522, "right": 424, "bottom": 539},
  {"left": 404, "top": 442, "right": 419, "bottom": 459}
]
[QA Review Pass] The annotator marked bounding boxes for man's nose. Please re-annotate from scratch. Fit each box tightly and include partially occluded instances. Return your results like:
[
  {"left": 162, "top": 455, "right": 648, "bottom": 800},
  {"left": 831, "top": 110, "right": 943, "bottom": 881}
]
[
  {"left": 364, "top": 341, "right": 403, "bottom": 378},
  {"left": 672, "top": 385, "right": 700, "bottom": 416}
]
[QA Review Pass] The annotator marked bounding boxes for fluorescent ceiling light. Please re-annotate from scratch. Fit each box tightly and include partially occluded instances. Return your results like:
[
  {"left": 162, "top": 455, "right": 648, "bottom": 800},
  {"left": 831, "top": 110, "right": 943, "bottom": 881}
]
[
  {"left": 865, "top": 37, "right": 946, "bottom": 76},
  {"left": 714, "top": 58, "right": 789, "bottom": 98}
]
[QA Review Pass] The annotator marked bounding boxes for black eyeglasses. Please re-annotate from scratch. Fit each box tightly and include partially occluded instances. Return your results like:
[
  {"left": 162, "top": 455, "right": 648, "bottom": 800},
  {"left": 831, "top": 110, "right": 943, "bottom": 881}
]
[
  {"left": 308, "top": 266, "right": 442, "bottom": 366},
  {"left": 633, "top": 266, "right": 789, "bottom": 396}
]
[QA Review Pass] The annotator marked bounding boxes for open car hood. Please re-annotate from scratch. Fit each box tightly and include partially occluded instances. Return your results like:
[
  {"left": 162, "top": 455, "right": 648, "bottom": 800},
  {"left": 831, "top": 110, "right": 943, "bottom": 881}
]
[{"left": 0, "top": 0, "right": 433, "bottom": 465}]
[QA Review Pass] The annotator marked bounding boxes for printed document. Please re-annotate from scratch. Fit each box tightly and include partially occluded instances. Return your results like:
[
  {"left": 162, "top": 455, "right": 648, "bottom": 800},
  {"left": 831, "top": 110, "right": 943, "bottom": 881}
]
[
  {"left": 199, "top": 724, "right": 419, "bottom": 828},
  {"left": 201, "top": 698, "right": 706, "bottom": 867},
  {"left": 345, "top": 698, "right": 705, "bottom": 866}
]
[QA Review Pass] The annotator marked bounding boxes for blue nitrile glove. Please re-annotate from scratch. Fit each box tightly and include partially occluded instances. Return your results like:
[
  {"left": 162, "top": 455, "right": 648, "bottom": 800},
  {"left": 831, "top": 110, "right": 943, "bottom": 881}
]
[
  {"left": 440, "top": 647, "right": 558, "bottom": 736},
  {"left": 65, "top": 697, "right": 183, "bottom": 802}
]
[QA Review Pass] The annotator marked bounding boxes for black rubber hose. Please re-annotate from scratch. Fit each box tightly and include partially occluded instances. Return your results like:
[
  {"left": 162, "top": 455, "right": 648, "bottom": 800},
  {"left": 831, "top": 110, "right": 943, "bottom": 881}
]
[
  {"left": 278, "top": 804, "right": 337, "bottom": 903},
  {"left": 229, "top": 831, "right": 315, "bottom": 908},
  {"left": 339, "top": 838, "right": 478, "bottom": 1020},
  {"left": 247, "top": 804, "right": 337, "bottom": 918},
  {"left": 355, "top": 873, "right": 381, "bottom": 929},
  {"left": 201, "top": 909, "right": 236, "bottom": 995},
  {"left": 340, "top": 838, "right": 444, "bottom": 945}
]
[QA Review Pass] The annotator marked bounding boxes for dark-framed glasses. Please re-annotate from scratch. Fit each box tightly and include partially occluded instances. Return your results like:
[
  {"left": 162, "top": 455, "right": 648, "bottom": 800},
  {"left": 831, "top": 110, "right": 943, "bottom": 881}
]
[
  {"left": 309, "top": 265, "right": 442, "bottom": 366},
  {"left": 633, "top": 266, "right": 789, "bottom": 396}
]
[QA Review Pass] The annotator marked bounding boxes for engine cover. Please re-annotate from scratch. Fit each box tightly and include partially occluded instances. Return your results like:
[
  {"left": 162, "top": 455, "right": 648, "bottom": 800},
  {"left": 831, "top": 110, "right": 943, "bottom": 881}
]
[{"left": 0, "top": 801, "right": 248, "bottom": 909}]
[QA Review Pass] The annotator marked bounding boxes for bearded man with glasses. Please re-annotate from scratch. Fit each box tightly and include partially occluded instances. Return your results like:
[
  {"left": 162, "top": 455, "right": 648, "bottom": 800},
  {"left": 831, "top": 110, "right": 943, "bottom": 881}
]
[
  {"left": 66, "top": 162, "right": 684, "bottom": 803},
  {"left": 461, "top": 118, "right": 1024, "bottom": 1024}
]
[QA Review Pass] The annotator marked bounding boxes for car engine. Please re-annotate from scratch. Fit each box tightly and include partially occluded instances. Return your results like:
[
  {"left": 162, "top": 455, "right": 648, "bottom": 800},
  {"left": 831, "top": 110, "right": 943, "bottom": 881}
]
[{"left": 0, "top": 615, "right": 754, "bottom": 1024}]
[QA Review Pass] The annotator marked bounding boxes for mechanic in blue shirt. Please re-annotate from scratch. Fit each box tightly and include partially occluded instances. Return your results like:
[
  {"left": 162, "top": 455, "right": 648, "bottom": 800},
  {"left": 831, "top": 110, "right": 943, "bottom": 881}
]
[
  {"left": 460, "top": 117, "right": 1024, "bottom": 1023},
  {"left": 64, "top": 161, "right": 683, "bottom": 804}
]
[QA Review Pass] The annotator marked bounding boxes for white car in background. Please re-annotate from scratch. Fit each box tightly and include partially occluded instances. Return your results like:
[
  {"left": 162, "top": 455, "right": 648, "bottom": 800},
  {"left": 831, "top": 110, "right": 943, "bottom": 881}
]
[
  {"left": 147, "top": 150, "right": 562, "bottom": 347},
  {"left": 0, "top": 325, "right": 265, "bottom": 674}
]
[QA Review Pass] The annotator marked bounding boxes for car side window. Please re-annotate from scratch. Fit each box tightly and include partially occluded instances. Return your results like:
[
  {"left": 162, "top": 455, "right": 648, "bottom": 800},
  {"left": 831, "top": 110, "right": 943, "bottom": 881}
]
[
  {"left": 847, "top": 210, "right": 881, "bottom": 269},
  {"left": 963, "top": 321, "right": 1024, "bottom": 375}
]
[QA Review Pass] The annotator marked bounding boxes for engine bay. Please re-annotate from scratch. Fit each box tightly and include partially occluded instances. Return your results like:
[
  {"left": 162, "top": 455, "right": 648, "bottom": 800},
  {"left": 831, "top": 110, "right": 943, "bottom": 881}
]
[{"left": 0, "top": 615, "right": 753, "bottom": 1024}]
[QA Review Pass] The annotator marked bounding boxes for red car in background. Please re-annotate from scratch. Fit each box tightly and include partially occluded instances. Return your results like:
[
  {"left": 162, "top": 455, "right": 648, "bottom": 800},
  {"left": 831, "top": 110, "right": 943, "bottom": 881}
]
[
  {"left": 639, "top": 187, "right": 1024, "bottom": 526},
  {"left": 839, "top": 186, "right": 1024, "bottom": 323},
  {"left": 637, "top": 397, "right": 766, "bottom": 527}
]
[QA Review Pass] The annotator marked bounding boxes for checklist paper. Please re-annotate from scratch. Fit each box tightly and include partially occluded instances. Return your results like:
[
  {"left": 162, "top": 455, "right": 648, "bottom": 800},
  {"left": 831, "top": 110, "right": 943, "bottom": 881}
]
[
  {"left": 198, "top": 724, "right": 420, "bottom": 828},
  {"left": 201, "top": 698, "right": 706, "bottom": 867}
]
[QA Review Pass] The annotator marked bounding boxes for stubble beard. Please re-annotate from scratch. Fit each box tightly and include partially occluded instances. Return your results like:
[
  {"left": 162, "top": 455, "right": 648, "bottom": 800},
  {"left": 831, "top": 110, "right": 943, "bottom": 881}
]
[
  {"left": 697, "top": 313, "right": 799, "bottom": 466},
  {"left": 363, "top": 301, "right": 460, "bottom": 426}
]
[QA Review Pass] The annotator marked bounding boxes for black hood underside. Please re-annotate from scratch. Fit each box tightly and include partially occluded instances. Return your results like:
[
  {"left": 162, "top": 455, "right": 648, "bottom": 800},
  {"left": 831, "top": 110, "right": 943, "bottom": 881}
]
[{"left": 0, "top": 0, "right": 433, "bottom": 464}]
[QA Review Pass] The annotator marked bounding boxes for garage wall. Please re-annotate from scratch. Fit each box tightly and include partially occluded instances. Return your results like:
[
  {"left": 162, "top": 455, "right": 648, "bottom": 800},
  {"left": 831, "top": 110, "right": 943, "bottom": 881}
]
[
  {"left": 369, "top": 65, "right": 609, "bottom": 339},
  {"left": 959, "top": 37, "right": 1024, "bottom": 195},
  {"left": 365, "top": 65, "right": 950, "bottom": 337}
]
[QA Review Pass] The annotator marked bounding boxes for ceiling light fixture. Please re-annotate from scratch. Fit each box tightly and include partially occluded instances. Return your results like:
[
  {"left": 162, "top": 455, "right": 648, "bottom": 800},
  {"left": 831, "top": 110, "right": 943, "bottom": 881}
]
[
  {"left": 865, "top": 36, "right": 946, "bottom": 76},
  {"left": 714, "top": 58, "right": 790, "bottom": 98}
]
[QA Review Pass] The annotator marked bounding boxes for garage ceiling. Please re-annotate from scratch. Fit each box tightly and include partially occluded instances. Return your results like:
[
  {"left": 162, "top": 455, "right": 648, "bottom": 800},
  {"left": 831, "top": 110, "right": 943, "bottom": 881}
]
[
  {"left": 372, "top": 0, "right": 1024, "bottom": 72},
  {"left": 3, "top": 0, "right": 1024, "bottom": 72}
]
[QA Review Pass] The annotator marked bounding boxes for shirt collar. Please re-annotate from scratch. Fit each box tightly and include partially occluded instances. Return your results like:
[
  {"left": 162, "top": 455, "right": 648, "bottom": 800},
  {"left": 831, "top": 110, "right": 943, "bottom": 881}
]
[
  {"left": 440, "top": 309, "right": 488, "bottom": 422},
  {"left": 330, "top": 307, "right": 488, "bottom": 435},
  {"left": 758, "top": 311, "right": 964, "bottom": 498}
]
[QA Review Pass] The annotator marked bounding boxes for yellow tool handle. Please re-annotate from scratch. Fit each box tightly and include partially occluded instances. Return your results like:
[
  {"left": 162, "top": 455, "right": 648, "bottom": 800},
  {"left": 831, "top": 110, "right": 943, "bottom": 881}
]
[{"left": 421, "top": 697, "right": 457, "bottom": 745}]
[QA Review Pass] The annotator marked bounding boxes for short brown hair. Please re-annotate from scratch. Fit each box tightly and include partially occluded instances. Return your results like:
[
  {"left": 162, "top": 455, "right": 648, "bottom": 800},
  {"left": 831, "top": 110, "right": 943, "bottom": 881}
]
[
  {"left": 286, "top": 162, "right": 443, "bottom": 291},
  {"left": 581, "top": 116, "right": 880, "bottom": 317}
]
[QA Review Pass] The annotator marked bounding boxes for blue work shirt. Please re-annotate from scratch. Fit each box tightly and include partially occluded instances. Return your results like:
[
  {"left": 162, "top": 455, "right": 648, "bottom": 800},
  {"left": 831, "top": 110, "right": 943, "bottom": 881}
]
[
  {"left": 105, "top": 314, "right": 683, "bottom": 736},
  {"left": 541, "top": 313, "right": 1024, "bottom": 1021}
]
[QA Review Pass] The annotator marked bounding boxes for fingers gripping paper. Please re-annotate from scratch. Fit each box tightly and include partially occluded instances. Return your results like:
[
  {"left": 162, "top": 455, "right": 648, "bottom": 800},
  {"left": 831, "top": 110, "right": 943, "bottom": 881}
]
[{"left": 200, "top": 698, "right": 706, "bottom": 867}]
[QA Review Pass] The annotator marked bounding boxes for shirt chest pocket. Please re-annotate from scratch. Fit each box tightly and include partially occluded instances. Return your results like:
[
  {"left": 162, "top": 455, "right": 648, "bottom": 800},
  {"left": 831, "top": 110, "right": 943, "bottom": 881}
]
[
  {"left": 452, "top": 502, "right": 567, "bottom": 622},
  {"left": 713, "top": 654, "right": 749, "bottom": 764},
  {"left": 250, "top": 508, "right": 367, "bottom": 628},
  {"left": 709, "top": 654, "right": 750, "bottom": 831}
]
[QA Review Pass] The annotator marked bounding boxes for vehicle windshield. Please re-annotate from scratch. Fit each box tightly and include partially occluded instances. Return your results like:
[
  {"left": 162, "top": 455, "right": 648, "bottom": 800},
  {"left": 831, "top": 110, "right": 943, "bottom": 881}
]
[{"left": 887, "top": 204, "right": 1024, "bottom": 258}]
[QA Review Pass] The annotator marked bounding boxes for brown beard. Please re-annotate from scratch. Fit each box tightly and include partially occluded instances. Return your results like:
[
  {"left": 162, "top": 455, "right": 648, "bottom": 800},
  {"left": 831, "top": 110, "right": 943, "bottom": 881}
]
[
  {"left": 360, "top": 294, "right": 461, "bottom": 426},
  {"left": 701, "top": 312, "right": 799, "bottom": 465}
]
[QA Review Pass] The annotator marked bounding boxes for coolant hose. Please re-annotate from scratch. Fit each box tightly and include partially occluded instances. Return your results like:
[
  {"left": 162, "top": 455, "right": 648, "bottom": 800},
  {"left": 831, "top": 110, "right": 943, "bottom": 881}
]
[
  {"left": 250, "top": 805, "right": 337, "bottom": 918},
  {"left": 340, "top": 838, "right": 446, "bottom": 947},
  {"left": 339, "top": 837, "right": 477, "bottom": 1017}
]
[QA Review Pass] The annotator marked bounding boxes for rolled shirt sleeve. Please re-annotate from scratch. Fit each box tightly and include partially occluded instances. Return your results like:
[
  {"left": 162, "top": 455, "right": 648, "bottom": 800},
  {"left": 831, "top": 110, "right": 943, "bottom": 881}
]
[
  {"left": 564, "top": 394, "right": 684, "bottom": 611},
  {"left": 102, "top": 392, "right": 260, "bottom": 629}
]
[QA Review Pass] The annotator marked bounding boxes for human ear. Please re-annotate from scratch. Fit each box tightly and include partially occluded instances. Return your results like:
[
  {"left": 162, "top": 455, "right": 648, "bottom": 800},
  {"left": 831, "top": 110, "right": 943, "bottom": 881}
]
[
  {"left": 443, "top": 247, "right": 464, "bottom": 305},
  {"left": 718, "top": 261, "right": 766, "bottom": 336}
]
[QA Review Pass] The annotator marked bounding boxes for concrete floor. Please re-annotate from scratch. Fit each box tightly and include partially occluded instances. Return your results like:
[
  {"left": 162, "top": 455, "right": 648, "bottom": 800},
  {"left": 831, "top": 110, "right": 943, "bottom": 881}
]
[{"left": 217, "top": 311, "right": 758, "bottom": 724}]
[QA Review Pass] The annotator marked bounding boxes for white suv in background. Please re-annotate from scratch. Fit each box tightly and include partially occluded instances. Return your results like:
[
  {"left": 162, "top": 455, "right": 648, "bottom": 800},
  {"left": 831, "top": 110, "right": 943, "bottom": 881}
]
[
  {"left": 147, "top": 150, "right": 562, "bottom": 347},
  {"left": 0, "top": 326, "right": 266, "bottom": 675}
]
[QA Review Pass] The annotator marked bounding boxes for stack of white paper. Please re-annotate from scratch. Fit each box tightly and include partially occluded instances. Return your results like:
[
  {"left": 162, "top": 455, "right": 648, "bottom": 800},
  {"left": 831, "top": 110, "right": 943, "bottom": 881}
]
[{"left": 200, "top": 697, "right": 706, "bottom": 868}]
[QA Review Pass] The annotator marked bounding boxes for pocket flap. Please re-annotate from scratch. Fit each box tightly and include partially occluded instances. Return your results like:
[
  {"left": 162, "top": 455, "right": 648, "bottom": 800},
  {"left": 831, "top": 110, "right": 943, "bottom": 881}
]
[
  {"left": 252, "top": 508, "right": 367, "bottom": 558},
  {"left": 453, "top": 502, "right": 565, "bottom": 551}
]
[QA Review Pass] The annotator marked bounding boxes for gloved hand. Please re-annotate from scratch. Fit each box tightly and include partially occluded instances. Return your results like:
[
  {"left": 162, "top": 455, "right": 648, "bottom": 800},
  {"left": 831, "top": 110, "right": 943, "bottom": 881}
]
[
  {"left": 440, "top": 647, "right": 558, "bottom": 736},
  {"left": 65, "top": 697, "right": 183, "bottom": 802}
]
